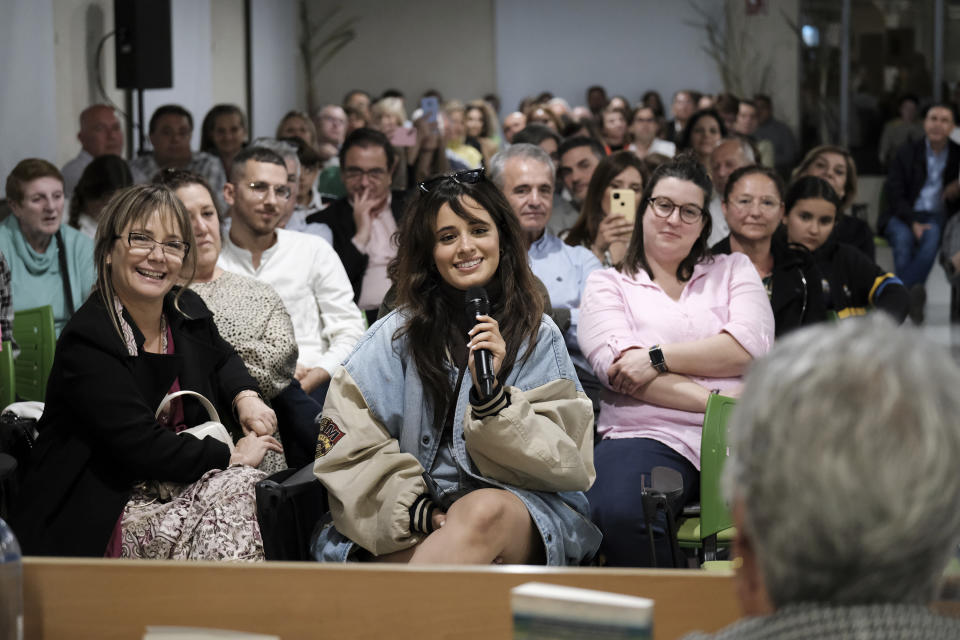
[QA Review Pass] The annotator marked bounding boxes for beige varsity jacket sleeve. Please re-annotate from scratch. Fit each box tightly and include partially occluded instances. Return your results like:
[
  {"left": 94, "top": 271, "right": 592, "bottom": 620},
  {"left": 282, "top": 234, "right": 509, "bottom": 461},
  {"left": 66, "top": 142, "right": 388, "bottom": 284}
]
[
  {"left": 463, "top": 378, "right": 596, "bottom": 493},
  {"left": 312, "top": 368, "right": 427, "bottom": 557}
]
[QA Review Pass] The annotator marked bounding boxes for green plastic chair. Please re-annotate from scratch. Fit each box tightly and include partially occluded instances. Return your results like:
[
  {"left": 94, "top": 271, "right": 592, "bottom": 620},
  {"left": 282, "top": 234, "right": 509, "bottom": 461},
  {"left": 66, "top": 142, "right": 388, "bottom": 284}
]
[
  {"left": 12, "top": 306, "right": 56, "bottom": 402},
  {"left": 677, "top": 393, "right": 737, "bottom": 563},
  {"left": 0, "top": 341, "right": 14, "bottom": 409}
]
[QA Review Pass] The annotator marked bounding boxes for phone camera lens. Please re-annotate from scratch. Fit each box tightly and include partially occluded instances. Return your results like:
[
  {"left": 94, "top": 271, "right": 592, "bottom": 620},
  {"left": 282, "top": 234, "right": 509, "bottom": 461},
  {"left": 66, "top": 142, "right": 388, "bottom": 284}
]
[{"left": 613, "top": 193, "right": 620, "bottom": 199}]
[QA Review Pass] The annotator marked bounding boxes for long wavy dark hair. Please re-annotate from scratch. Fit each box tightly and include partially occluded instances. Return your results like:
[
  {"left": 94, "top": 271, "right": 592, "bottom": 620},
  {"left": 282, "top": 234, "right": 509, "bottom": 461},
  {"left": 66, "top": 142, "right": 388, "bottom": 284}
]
[
  {"left": 389, "top": 176, "right": 543, "bottom": 424},
  {"left": 621, "top": 154, "right": 713, "bottom": 282}
]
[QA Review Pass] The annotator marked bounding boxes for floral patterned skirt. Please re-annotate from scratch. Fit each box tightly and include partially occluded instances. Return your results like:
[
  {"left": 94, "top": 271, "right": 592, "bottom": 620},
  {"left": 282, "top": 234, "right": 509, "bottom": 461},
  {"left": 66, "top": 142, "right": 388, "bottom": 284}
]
[{"left": 119, "top": 466, "right": 267, "bottom": 561}]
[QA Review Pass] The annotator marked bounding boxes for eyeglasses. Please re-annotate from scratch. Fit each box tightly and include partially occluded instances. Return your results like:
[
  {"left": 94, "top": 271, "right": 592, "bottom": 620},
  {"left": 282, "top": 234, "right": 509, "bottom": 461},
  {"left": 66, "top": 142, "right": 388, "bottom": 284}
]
[
  {"left": 418, "top": 167, "right": 486, "bottom": 193},
  {"left": 646, "top": 196, "right": 703, "bottom": 224},
  {"left": 117, "top": 232, "right": 190, "bottom": 260},
  {"left": 342, "top": 167, "right": 389, "bottom": 181},
  {"left": 241, "top": 181, "right": 292, "bottom": 201},
  {"left": 727, "top": 196, "right": 782, "bottom": 214}
]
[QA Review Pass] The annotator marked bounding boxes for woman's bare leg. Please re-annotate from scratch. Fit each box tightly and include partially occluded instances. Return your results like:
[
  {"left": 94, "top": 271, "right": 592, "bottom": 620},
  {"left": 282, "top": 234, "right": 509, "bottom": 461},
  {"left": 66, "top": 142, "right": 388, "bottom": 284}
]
[{"left": 408, "top": 488, "right": 545, "bottom": 565}]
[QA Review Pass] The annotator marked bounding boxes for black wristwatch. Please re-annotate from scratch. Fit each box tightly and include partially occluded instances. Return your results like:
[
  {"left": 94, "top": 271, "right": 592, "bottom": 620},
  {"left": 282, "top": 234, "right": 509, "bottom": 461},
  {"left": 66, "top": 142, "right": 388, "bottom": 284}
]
[{"left": 648, "top": 344, "right": 668, "bottom": 373}]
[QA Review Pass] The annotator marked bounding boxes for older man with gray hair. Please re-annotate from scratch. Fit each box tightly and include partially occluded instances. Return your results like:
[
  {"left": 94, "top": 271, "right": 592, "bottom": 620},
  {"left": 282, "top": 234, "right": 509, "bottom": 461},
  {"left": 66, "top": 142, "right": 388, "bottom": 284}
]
[
  {"left": 489, "top": 144, "right": 603, "bottom": 417},
  {"left": 708, "top": 136, "right": 758, "bottom": 247},
  {"left": 685, "top": 316, "right": 960, "bottom": 639}
]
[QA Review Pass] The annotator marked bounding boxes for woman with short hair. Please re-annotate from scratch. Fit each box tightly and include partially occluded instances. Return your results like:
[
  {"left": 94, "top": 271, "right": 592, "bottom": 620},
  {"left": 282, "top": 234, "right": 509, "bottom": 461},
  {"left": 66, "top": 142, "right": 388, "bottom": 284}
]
[
  {"left": 713, "top": 165, "right": 827, "bottom": 336},
  {"left": 1, "top": 158, "right": 96, "bottom": 333}
]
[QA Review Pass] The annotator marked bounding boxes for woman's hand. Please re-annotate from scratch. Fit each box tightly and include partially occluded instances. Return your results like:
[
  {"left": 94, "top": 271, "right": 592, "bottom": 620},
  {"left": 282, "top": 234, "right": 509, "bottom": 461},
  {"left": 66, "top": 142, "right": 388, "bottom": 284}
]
[
  {"left": 467, "top": 314, "right": 506, "bottom": 395},
  {"left": 592, "top": 213, "right": 634, "bottom": 255},
  {"left": 607, "top": 347, "right": 659, "bottom": 397},
  {"left": 235, "top": 394, "right": 278, "bottom": 436},
  {"left": 229, "top": 432, "right": 283, "bottom": 468}
]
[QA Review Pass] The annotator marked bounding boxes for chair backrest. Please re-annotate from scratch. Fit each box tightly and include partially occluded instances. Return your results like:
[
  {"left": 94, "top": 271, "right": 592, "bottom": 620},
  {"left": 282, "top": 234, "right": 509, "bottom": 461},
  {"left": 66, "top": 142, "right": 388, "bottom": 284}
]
[
  {"left": 0, "top": 341, "right": 14, "bottom": 410},
  {"left": 700, "top": 393, "right": 737, "bottom": 538},
  {"left": 12, "top": 306, "right": 56, "bottom": 402}
]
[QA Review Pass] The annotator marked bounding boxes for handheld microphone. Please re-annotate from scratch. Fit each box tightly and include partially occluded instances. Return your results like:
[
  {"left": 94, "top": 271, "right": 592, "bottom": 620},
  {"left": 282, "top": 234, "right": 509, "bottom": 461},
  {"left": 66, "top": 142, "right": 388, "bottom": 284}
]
[{"left": 465, "top": 286, "right": 496, "bottom": 398}]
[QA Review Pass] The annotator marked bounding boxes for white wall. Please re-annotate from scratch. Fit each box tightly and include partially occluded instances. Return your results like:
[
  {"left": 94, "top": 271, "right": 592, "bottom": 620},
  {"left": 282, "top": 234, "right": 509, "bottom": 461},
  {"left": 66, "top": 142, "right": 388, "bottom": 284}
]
[
  {"left": 0, "top": 0, "right": 58, "bottom": 196},
  {"left": 210, "top": 0, "right": 248, "bottom": 113},
  {"left": 292, "top": 0, "right": 496, "bottom": 115},
  {"left": 140, "top": 0, "right": 213, "bottom": 152},
  {"left": 52, "top": 0, "right": 123, "bottom": 167},
  {"left": 494, "top": 0, "right": 721, "bottom": 117},
  {"left": 249, "top": 0, "right": 304, "bottom": 140}
]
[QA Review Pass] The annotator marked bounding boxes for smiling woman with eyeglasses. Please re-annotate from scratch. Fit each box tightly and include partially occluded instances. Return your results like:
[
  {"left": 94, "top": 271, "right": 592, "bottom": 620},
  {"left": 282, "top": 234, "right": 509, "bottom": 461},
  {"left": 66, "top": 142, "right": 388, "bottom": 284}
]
[
  {"left": 578, "top": 156, "right": 774, "bottom": 567},
  {"left": 712, "top": 165, "right": 829, "bottom": 336},
  {"left": 13, "top": 183, "right": 283, "bottom": 559}
]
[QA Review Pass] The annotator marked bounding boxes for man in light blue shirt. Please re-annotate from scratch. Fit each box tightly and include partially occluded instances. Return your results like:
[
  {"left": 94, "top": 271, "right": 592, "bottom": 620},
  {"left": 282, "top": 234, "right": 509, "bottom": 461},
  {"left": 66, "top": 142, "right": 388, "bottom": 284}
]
[
  {"left": 881, "top": 103, "right": 960, "bottom": 323},
  {"left": 489, "top": 144, "right": 603, "bottom": 416}
]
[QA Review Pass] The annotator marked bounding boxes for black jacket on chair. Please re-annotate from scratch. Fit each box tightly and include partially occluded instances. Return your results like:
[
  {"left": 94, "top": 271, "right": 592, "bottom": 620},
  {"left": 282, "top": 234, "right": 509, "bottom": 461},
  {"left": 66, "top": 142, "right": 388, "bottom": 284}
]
[
  {"left": 880, "top": 137, "right": 960, "bottom": 232},
  {"left": 12, "top": 287, "right": 257, "bottom": 557},
  {"left": 305, "top": 191, "right": 408, "bottom": 302}
]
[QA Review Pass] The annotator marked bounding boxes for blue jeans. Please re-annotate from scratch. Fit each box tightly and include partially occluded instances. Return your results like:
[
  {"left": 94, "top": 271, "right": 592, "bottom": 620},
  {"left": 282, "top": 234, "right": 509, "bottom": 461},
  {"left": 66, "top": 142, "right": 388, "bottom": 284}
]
[
  {"left": 884, "top": 213, "right": 941, "bottom": 288},
  {"left": 586, "top": 437, "right": 699, "bottom": 567}
]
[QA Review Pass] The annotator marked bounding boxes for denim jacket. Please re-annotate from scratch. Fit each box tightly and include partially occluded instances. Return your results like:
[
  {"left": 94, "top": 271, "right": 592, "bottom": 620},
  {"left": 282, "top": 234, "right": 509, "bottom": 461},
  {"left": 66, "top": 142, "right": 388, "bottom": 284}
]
[{"left": 311, "top": 309, "right": 601, "bottom": 565}]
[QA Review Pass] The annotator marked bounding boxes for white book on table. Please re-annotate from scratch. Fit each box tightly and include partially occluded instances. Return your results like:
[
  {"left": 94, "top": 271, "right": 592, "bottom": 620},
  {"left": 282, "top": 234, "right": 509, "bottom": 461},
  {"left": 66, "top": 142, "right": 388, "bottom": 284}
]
[
  {"left": 143, "top": 628, "right": 279, "bottom": 640},
  {"left": 511, "top": 581, "right": 654, "bottom": 639}
]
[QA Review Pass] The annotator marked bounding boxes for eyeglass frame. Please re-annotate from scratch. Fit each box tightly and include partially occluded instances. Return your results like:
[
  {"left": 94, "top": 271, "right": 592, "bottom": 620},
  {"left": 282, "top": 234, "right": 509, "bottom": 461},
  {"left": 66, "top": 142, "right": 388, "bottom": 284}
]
[
  {"left": 342, "top": 166, "right": 391, "bottom": 182},
  {"left": 645, "top": 196, "right": 704, "bottom": 224},
  {"left": 237, "top": 181, "right": 293, "bottom": 201},
  {"left": 115, "top": 232, "right": 191, "bottom": 260},
  {"left": 418, "top": 167, "right": 486, "bottom": 193},
  {"left": 725, "top": 195, "right": 783, "bottom": 214}
]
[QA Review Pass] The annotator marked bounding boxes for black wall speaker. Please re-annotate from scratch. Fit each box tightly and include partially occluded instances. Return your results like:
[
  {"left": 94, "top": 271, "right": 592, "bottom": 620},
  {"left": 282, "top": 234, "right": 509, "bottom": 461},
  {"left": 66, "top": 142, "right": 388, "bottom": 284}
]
[{"left": 114, "top": 0, "right": 173, "bottom": 90}]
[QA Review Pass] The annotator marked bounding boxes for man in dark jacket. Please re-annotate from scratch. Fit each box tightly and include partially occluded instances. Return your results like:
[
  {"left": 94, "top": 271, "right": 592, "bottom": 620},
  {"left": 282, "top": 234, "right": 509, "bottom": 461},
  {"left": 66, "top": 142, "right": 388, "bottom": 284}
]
[
  {"left": 880, "top": 103, "right": 960, "bottom": 323},
  {"left": 306, "top": 128, "right": 407, "bottom": 324}
]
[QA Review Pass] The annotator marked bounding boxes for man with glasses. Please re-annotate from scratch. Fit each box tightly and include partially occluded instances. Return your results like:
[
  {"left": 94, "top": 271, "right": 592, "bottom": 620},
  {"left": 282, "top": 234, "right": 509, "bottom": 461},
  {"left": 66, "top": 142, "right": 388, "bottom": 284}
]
[
  {"left": 218, "top": 146, "right": 363, "bottom": 403},
  {"left": 489, "top": 144, "right": 603, "bottom": 420},
  {"left": 307, "top": 128, "right": 406, "bottom": 323}
]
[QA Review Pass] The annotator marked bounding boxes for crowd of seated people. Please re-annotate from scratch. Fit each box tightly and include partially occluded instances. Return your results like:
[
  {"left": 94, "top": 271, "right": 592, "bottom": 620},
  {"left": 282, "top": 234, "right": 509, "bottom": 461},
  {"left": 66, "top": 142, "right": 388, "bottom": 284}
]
[{"left": 3, "top": 79, "right": 957, "bottom": 597}]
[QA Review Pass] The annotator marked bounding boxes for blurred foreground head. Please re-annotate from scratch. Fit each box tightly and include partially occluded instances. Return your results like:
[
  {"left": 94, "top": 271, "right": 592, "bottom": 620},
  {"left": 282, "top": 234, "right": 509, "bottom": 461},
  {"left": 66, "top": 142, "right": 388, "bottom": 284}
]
[{"left": 726, "top": 316, "right": 960, "bottom": 610}]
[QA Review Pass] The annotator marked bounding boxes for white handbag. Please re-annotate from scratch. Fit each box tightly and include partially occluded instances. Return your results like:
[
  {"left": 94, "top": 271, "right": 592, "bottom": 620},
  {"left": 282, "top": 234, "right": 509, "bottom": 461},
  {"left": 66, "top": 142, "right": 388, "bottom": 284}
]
[{"left": 155, "top": 390, "right": 235, "bottom": 454}]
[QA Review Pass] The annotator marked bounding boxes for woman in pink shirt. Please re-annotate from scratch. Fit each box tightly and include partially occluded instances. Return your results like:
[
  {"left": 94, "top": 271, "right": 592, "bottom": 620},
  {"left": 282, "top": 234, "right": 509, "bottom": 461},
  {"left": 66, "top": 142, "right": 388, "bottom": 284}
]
[{"left": 578, "top": 156, "right": 774, "bottom": 567}]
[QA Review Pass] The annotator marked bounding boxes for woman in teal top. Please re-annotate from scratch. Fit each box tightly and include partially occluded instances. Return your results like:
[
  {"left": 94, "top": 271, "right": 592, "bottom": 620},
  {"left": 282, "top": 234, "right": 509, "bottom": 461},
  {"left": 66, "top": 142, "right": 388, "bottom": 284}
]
[{"left": 2, "top": 159, "right": 96, "bottom": 334}]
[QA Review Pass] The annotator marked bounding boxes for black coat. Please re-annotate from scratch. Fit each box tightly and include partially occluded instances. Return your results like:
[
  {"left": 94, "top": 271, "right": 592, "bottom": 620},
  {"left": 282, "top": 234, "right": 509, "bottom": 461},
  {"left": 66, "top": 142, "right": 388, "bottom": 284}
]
[
  {"left": 12, "top": 288, "right": 257, "bottom": 557},
  {"left": 712, "top": 234, "right": 826, "bottom": 337},
  {"left": 880, "top": 137, "right": 960, "bottom": 232},
  {"left": 305, "top": 191, "right": 408, "bottom": 301},
  {"left": 811, "top": 234, "right": 909, "bottom": 323}
]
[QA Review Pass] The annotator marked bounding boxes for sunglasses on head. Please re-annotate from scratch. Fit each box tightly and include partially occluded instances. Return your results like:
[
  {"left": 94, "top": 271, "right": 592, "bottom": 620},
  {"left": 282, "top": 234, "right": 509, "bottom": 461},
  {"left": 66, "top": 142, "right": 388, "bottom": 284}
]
[{"left": 418, "top": 167, "right": 486, "bottom": 193}]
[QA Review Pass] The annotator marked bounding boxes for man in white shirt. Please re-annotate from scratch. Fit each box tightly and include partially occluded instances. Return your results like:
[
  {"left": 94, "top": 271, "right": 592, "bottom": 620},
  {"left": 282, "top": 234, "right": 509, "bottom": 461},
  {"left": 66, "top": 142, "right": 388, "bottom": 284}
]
[{"left": 217, "top": 146, "right": 364, "bottom": 403}]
